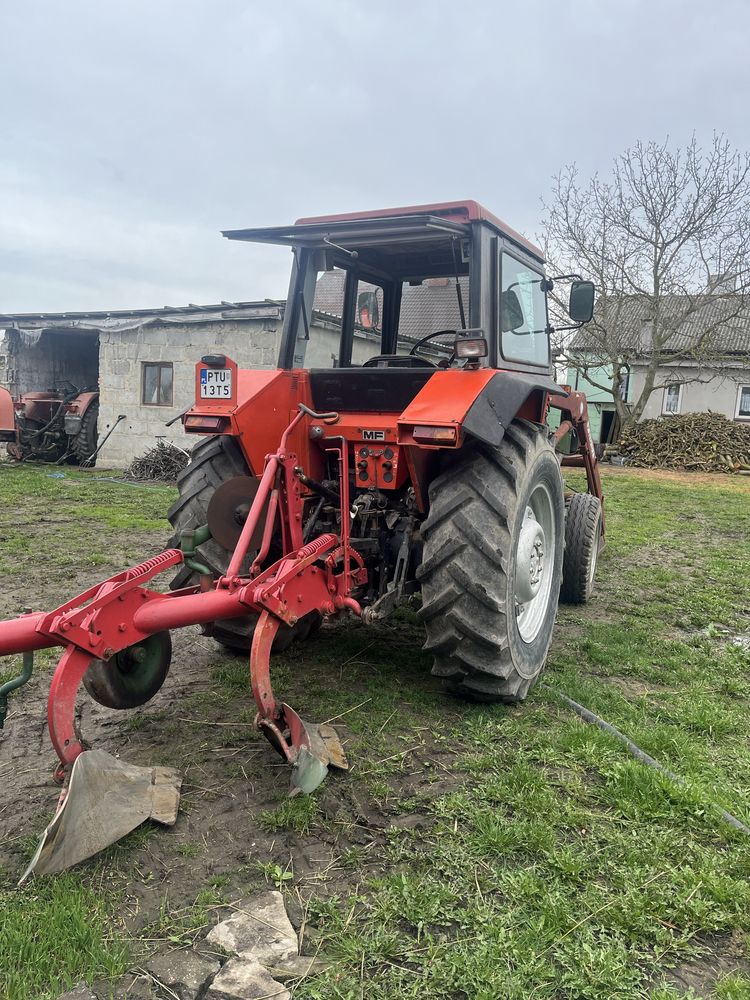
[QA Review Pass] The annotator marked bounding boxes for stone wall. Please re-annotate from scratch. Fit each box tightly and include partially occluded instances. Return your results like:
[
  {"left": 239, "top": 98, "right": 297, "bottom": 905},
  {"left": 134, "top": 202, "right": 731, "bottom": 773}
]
[{"left": 97, "top": 317, "right": 283, "bottom": 467}]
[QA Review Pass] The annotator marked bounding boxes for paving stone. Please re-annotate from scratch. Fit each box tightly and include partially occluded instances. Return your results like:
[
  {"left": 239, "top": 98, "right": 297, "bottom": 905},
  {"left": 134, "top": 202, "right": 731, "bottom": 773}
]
[
  {"left": 145, "top": 948, "right": 221, "bottom": 999},
  {"left": 206, "top": 890, "right": 297, "bottom": 965},
  {"left": 92, "top": 973, "right": 151, "bottom": 999},
  {"left": 206, "top": 958, "right": 290, "bottom": 1000}
]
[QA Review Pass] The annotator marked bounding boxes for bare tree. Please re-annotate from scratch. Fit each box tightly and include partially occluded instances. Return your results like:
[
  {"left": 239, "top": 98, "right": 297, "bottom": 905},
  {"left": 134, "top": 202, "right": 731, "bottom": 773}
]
[{"left": 542, "top": 135, "right": 750, "bottom": 426}]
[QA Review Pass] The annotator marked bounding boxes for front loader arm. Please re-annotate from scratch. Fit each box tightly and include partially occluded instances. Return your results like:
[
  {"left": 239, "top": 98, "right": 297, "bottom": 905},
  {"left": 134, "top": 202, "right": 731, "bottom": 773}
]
[{"left": 549, "top": 388, "right": 605, "bottom": 538}]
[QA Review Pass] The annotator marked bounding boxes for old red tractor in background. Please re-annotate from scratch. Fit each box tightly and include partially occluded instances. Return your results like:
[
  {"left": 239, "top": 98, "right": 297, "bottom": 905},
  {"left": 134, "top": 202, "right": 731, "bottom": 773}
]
[
  {"left": 0, "top": 201, "right": 603, "bottom": 795},
  {"left": 0, "top": 382, "right": 99, "bottom": 465}
]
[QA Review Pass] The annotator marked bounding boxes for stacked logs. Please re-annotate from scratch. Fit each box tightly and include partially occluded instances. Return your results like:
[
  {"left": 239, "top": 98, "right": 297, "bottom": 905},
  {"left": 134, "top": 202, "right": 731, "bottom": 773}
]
[
  {"left": 618, "top": 412, "right": 750, "bottom": 473},
  {"left": 126, "top": 441, "right": 189, "bottom": 482}
]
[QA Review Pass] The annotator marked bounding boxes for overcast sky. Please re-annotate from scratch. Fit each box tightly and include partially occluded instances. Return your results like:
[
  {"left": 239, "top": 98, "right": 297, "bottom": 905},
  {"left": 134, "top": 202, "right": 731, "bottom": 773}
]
[{"left": 2, "top": 0, "right": 749, "bottom": 313}]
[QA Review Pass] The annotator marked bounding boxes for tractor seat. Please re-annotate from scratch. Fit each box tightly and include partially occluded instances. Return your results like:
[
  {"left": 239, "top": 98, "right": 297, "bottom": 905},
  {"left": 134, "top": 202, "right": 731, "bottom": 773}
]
[{"left": 361, "top": 355, "right": 436, "bottom": 369}]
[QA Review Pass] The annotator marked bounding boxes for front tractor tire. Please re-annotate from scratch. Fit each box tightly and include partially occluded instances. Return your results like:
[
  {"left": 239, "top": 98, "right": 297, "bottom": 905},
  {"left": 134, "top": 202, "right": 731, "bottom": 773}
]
[
  {"left": 560, "top": 492, "right": 602, "bottom": 605},
  {"left": 418, "top": 420, "right": 565, "bottom": 703}
]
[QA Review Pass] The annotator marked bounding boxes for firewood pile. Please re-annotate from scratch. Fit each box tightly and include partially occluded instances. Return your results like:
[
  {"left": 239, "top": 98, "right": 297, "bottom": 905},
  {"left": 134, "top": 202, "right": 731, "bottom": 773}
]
[
  {"left": 618, "top": 412, "right": 750, "bottom": 473},
  {"left": 126, "top": 441, "right": 189, "bottom": 481}
]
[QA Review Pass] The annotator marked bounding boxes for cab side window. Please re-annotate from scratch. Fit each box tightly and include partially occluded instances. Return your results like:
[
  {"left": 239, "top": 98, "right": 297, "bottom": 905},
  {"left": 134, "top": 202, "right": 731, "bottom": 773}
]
[{"left": 500, "top": 255, "right": 549, "bottom": 366}]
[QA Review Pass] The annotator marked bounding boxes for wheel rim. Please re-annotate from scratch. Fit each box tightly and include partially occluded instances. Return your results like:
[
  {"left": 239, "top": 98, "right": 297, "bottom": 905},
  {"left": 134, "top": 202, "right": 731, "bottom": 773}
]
[
  {"left": 113, "top": 634, "right": 168, "bottom": 696},
  {"left": 514, "top": 482, "right": 556, "bottom": 644}
]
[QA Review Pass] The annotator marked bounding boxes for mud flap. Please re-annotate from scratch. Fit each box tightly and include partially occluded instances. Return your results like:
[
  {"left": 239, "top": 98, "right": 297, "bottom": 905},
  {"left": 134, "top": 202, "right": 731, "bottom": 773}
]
[{"left": 20, "top": 749, "right": 181, "bottom": 881}]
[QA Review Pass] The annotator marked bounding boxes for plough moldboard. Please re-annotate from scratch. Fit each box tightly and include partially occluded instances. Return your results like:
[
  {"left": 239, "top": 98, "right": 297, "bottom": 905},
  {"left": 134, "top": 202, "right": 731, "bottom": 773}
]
[{"left": 0, "top": 405, "right": 355, "bottom": 806}]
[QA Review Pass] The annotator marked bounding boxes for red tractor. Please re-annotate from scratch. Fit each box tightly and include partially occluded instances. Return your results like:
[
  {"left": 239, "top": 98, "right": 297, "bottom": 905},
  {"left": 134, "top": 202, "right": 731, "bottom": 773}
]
[
  {"left": 0, "top": 201, "right": 603, "bottom": 795},
  {"left": 0, "top": 382, "right": 100, "bottom": 465}
]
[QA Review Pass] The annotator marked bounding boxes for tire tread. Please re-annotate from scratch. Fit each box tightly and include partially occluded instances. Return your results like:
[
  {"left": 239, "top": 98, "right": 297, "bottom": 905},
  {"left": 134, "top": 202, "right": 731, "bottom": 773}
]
[{"left": 418, "top": 421, "right": 563, "bottom": 703}]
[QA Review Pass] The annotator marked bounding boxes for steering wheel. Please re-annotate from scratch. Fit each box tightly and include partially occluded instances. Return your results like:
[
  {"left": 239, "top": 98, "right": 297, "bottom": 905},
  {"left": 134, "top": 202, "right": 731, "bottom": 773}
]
[{"left": 408, "top": 329, "right": 457, "bottom": 366}]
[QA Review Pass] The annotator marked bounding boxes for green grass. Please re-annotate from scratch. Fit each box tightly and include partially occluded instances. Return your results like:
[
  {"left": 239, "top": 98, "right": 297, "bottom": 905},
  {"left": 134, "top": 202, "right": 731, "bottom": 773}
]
[
  {"left": 0, "top": 463, "right": 175, "bottom": 580},
  {"left": 290, "top": 472, "right": 750, "bottom": 1000},
  {"left": 0, "top": 875, "right": 129, "bottom": 999},
  {"left": 260, "top": 794, "right": 320, "bottom": 835},
  {"left": 2, "top": 463, "right": 750, "bottom": 998}
]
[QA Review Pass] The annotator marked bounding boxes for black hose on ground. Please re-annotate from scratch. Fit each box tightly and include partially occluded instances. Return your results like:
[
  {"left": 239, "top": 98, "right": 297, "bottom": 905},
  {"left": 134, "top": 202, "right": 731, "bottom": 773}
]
[{"left": 541, "top": 684, "right": 750, "bottom": 836}]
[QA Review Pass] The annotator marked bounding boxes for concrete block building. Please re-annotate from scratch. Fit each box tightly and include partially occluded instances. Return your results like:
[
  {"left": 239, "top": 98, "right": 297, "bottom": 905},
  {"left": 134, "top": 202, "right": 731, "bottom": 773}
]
[{"left": 0, "top": 302, "right": 286, "bottom": 466}]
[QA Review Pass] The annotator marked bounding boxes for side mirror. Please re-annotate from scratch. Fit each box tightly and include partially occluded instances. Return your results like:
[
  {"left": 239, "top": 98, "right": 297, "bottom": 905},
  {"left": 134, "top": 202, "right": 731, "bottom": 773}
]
[
  {"left": 500, "top": 289, "right": 525, "bottom": 333},
  {"left": 357, "top": 289, "right": 380, "bottom": 330},
  {"left": 568, "top": 280, "right": 595, "bottom": 324}
]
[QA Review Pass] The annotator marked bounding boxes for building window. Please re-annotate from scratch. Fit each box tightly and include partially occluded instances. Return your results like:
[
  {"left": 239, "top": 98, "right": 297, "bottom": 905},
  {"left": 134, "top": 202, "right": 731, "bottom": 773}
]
[
  {"left": 142, "top": 362, "right": 173, "bottom": 406},
  {"left": 736, "top": 385, "right": 750, "bottom": 420},
  {"left": 662, "top": 383, "right": 682, "bottom": 415}
]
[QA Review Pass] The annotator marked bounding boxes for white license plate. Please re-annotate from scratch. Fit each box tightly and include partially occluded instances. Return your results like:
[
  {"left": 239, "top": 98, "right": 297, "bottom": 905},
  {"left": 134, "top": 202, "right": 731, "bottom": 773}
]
[{"left": 200, "top": 368, "right": 232, "bottom": 399}]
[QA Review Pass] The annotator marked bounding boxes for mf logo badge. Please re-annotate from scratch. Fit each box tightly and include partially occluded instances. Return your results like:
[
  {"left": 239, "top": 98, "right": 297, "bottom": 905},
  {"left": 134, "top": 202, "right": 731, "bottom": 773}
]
[{"left": 362, "top": 429, "right": 386, "bottom": 441}]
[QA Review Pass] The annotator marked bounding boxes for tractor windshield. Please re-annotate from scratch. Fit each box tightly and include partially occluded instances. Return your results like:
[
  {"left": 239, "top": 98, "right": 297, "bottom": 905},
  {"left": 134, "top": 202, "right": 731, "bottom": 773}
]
[
  {"left": 290, "top": 258, "right": 471, "bottom": 370},
  {"left": 396, "top": 277, "right": 468, "bottom": 359}
]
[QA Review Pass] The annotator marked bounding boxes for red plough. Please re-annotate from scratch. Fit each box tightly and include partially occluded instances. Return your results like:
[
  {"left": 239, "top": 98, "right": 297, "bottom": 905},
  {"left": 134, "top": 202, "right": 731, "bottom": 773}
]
[{"left": 0, "top": 405, "right": 356, "bottom": 794}]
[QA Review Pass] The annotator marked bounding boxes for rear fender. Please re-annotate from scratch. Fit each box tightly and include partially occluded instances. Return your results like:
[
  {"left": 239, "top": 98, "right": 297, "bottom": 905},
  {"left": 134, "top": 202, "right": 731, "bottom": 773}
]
[
  {"left": 462, "top": 371, "right": 566, "bottom": 446},
  {"left": 0, "top": 387, "right": 16, "bottom": 441},
  {"left": 398, "top": 369, "right": 565, "bottom": 449},
  {"left": 70, "top": 391, "right": 99, "bottom": 417},
  {"left": 63, "top": 391, "right": 99, "bottom": 435}
]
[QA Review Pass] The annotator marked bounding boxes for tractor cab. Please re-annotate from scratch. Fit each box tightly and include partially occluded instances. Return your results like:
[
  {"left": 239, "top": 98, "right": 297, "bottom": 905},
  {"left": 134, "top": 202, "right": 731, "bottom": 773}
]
[{"left": 224, "top": 201, "right": 592, "bottom": 387}]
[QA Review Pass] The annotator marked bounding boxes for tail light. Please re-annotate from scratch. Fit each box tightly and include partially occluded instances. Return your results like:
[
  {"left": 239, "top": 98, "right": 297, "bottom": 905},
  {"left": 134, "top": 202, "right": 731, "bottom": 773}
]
[
  {"left": 412, "top": 425, "right": 457, "bottom": 445},
  {"left": 184, "top": 414, "right": 229, "bottom": 433}
]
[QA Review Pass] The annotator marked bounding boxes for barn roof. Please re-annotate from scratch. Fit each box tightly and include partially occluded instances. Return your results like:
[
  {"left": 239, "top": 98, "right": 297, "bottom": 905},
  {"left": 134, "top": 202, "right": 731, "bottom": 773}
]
[
  {"left": 571, "top": 294, "right": 750, "bottom": 357},
  {"left": 0, "top": 301, "right": 283, "bottom": 334}
]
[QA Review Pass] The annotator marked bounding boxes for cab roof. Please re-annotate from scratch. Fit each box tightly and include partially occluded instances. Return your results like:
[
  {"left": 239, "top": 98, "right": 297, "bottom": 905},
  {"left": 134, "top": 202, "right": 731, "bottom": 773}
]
[{"left": 222, "top": 200, "right": 544, "bottom": 264}]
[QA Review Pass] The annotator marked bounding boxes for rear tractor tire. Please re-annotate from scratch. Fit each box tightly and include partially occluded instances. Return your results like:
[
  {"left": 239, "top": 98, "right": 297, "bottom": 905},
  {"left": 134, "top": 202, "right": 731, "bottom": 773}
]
[
  {"left": 83, "top": 631, "right": 172, "bottom": 709},
  {"left": 418, "top": 420, "right": 565, "bottom": 703},
  {"left": 167, "top": 434, "right": 320, "bottom": 653},
  {"left": 71, "top": 401, "right": 99, "bottom": 466},
  {"left": 560, "top": 492, "right": 602, "bottom": 605}
]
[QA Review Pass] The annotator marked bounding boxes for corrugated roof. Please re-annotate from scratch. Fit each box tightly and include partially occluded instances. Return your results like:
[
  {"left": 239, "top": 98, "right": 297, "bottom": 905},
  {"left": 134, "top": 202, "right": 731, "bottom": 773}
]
[
  {"left": 0, "top": 301, "right": 285, "bottom": 335},
  {"left": 571, "top": 294, "right": 750, "bottom": 356}
]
